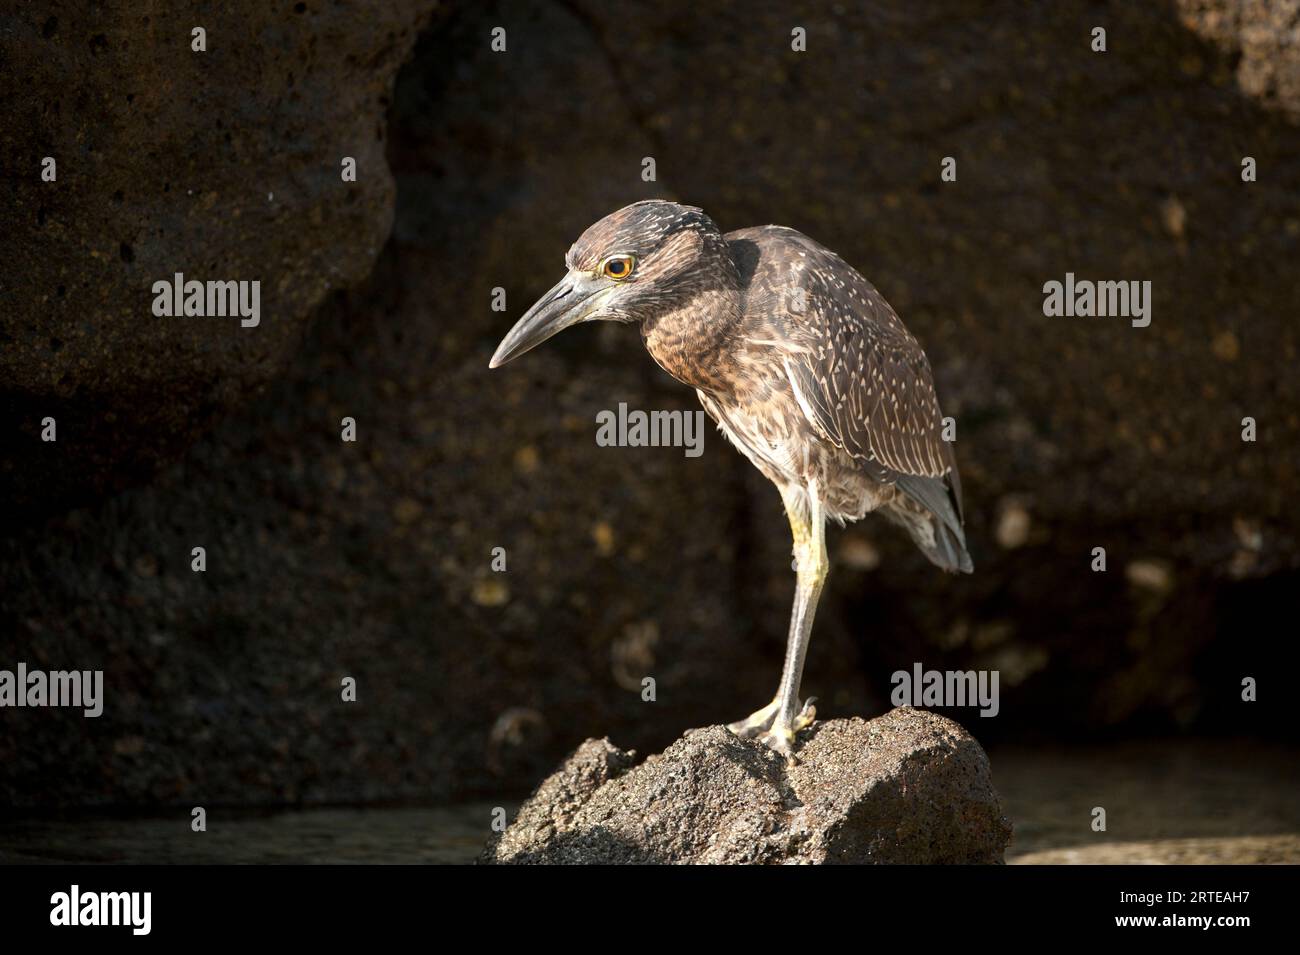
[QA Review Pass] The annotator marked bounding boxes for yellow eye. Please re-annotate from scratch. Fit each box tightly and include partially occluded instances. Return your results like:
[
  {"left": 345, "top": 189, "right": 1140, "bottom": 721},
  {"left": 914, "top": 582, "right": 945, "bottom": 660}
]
[{"left": 603, "top": 255, "right": 634, "bottom": 280}]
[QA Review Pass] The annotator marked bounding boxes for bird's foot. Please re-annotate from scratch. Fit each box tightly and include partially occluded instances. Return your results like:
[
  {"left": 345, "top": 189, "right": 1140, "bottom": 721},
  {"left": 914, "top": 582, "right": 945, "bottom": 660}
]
[
  {"left": 727, "top": 698, "right": 817, "bottom": 766},
  {"left": 726, "top": 698, "right": 781, "bottom": 738}
]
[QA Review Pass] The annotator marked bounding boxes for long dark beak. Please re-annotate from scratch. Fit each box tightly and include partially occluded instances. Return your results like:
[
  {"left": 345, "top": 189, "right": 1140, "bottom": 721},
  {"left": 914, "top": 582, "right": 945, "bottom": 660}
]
[{"left": 489, "top": 274, "right": 600, "bottom": 369}]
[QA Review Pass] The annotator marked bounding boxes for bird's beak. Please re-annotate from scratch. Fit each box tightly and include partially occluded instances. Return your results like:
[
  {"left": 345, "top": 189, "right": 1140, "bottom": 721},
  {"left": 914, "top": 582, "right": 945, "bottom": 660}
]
[{"left": 489, "top": 272, "right": 607, "bottom": 369}]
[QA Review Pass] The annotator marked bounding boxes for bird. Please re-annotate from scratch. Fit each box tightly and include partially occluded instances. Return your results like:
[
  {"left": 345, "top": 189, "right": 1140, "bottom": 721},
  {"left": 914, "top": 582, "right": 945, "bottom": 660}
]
[{"left": 489, "top": 200, "right": 971, "bottom": 762}]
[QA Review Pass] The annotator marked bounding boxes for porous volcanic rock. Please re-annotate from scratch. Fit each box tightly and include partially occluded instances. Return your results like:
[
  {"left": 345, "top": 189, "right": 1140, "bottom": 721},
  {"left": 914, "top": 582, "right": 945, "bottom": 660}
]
[{"left": 483, "top": 708, "right": 1013, "bottom": 864}]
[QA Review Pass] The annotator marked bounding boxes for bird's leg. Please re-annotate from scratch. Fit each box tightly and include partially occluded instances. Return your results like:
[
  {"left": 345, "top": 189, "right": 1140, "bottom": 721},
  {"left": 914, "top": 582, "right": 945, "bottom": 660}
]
[{"left": 728, "top": 484, "right": 827, "bottom": 764}]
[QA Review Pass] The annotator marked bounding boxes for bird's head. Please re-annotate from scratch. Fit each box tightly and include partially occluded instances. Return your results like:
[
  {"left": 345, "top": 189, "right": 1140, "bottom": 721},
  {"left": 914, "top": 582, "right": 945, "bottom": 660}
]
[{"left": 489, "top": 200, "right": 733, "bottom": 368}]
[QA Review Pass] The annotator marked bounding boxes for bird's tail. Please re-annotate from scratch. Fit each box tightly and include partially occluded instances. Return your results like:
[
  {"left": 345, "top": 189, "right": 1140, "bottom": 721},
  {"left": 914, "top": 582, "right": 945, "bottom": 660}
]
[
  {"left": 923, "top": 516, "right": 974, "bottom": 574},
  {"left": 889, "top": 473, "right": 974, "bottom": 574}
]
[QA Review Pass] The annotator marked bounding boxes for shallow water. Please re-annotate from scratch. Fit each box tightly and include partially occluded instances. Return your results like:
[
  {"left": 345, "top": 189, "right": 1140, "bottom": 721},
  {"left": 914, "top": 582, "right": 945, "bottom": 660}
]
[
  {"left": 2, "top": 739, "right": 1295, "bottom": 864},
  {"left": 997, "top": 738, "right": 1300, "bottom": 864}
]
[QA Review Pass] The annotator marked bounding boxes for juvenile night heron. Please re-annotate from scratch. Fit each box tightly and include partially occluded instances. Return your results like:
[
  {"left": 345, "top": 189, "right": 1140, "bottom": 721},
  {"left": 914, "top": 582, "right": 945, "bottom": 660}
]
[{"left": 490, "top": 200, "right": 971, "bottom": 761}]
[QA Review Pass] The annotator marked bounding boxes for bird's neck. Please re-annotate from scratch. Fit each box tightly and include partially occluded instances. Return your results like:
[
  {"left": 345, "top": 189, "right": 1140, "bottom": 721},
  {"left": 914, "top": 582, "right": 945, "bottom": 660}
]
[{"left": 640, "top": 260, "right": 743, "bottom": 392}]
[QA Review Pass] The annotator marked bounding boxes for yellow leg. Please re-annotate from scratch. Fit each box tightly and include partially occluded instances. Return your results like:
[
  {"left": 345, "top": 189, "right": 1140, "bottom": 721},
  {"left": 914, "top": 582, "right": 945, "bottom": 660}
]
[{"left": 727, "top": 482, "right": 828, "bottom": 764}]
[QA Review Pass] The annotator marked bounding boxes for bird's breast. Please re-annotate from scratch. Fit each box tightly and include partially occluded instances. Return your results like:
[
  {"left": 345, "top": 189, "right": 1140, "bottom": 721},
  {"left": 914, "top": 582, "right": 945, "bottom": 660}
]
[{"left": 640, "top": 301, "right": 738, "bottom": 392}]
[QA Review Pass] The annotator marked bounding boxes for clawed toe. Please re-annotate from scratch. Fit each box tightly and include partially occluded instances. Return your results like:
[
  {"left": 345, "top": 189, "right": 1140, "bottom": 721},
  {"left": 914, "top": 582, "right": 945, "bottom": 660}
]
[
  {"left": 726, "top": 699, "right": 779, "bottom": 739},
  {"left": 727, "top": 697, "right": 817, "bottom": 764},
  {"left": 794, "top": 696, "right": 817, "bottom": 730}
]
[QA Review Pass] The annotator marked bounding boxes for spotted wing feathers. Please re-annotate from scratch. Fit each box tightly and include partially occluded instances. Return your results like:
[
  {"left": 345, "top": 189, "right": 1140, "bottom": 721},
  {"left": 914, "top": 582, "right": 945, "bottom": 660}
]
[{"left": 761, "top": 230, "right": 970, "bottom": 568}]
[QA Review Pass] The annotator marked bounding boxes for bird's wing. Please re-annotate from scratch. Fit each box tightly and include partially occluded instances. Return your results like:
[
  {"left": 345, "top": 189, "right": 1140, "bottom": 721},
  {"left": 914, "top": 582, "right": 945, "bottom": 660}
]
[
  {"left": 764, "top": 233, "right": 964, "bottom": 526},
  {"left": 780, "top": 275, "right": 947, "bottom": 472}
]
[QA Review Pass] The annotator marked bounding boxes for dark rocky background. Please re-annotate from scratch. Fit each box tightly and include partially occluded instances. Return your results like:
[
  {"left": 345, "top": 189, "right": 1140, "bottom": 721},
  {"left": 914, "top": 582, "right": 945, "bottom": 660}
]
[{"left": 1, "top": 0, "right": 1297, "bottom": 810}]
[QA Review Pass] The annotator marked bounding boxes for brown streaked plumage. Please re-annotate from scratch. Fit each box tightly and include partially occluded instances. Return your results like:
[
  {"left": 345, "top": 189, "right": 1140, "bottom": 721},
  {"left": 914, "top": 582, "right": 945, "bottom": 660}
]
[{"left": 490, "top": 200, "right": 971, "bottom": 761}]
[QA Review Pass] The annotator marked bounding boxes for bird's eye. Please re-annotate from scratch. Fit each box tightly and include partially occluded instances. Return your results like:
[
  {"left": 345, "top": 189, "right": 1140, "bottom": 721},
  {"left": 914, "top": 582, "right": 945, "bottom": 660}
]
[{"left": 603, "top": 255, "right": 635, "bottom": 280}]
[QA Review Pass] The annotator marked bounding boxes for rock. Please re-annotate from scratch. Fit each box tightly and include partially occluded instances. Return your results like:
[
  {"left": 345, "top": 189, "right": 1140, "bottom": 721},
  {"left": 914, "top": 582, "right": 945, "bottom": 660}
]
[
  {"left": 482, "top": 709, "right": 1012, "bottom": 864},
  {"left": 0, "top": 1, "right": 432, "bottom": 518},
  {"left": 1177, "top": 0, "right": 1300, "bottom": 119}
]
